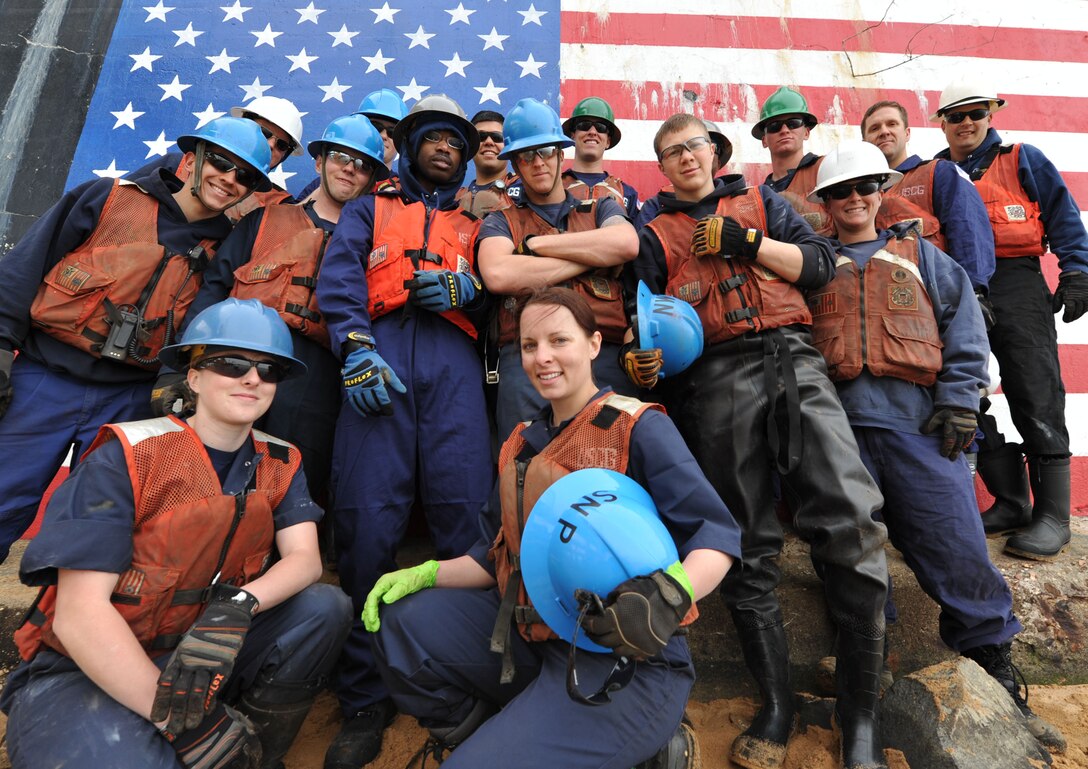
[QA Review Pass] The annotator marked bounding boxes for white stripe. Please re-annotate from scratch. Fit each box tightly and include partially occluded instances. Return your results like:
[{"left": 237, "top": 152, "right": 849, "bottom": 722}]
[
  {"left": 985, "top": 393, "right": 1088, "bottom": 455},
  {"left": 560, "top": 44, "right": 1088, "bottom": 102},
  {"left": 560, "top": 0, "right": 1088, "bottom": 33}
]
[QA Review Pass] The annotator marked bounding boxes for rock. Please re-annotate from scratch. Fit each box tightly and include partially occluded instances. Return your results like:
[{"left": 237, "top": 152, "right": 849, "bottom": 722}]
[{"left": 882, "top": 657, "right": 1052, "bottom": 769}]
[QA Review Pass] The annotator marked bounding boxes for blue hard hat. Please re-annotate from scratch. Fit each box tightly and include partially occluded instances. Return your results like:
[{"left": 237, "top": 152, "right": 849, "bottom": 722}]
[
  {"left": 308, "top": 114, "right": 391, "bottom": 181},
  {"left": 355, "top": 88, "right": 409, "bottom": 123},
  {"left": 176, "top": 116, "right": 273, "bottom": 192},
  {"left": 499, "top": 98, "right": 574, "bottom": 159},
  {"left": 520, "top": 469, "right": 679, "bottom": 653},
  {"left": 636, "top": 281, "right": 704, "bottom": 378},
  {"left": 158, "top": 298, "right": 306, "bottom": 377}
]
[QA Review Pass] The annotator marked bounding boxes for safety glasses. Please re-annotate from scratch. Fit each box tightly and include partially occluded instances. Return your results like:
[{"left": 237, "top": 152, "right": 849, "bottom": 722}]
[
  {"left": 658, "top": 135, "right": 711, "bottom": 162},
  {"left": 514, "top": 145, "right": 562, "bottom": 164},
  {"left": 573, "top": 120, "right": 610, "bottom": 135},
  {"left": 326, "top": 150, "right": 374, "bottom": 174},
  {"left": 258, "top": 125, "right": 296, "bottom": 155},
  {"left": 763, "top": 117, "right": 806, "bottom": 135},
  {"left": 194, "top": 355, "right": 288, "bottom": 384},
  {"left": 944, "top": 108, "right": 990, "bottom": 124},
  {"left": 203, "top": 151, "right": 262, "bottom": 190},
  {"left": 819, "top": 179, "right": 883, "bottom": 201},
  {"left": 422, "top": 129, "right": 467, "bottom": 151},
  {"left": 478, "top": 130, "right": 504, "bottom": 144}
]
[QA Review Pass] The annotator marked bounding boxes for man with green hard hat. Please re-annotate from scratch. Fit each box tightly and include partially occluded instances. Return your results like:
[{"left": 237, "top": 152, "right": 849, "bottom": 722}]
[
  {"left": 556, "top": 96, "right": 641, "bottom": 220},
  {"left": 753, "top": 86, "right": 832, "bottom": 236}
]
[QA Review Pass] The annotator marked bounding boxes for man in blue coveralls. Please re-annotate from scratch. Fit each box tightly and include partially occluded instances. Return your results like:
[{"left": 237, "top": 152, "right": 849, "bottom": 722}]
[{"left": 316, "top": 94, "right": 492, "bottom": 769}]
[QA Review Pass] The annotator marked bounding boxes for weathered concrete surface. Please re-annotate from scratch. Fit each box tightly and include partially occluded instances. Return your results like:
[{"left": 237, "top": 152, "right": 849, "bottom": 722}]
[{"left": 882, "top": 658, "right": 1052, "bottom": 769}]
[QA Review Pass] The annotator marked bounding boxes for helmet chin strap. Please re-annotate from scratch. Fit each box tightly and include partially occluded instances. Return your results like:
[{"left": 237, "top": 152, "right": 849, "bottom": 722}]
[{"left": 188, "top": 141, "right": 252, "bottom": 214}]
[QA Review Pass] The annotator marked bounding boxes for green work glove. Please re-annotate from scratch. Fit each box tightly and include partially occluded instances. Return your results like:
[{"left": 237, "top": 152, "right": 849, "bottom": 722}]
[{"left": 363, "top": 560, "right": 439, "bottom": 632}]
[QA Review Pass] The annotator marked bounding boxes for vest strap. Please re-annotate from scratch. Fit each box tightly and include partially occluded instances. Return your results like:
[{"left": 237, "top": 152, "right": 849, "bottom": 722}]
[
  {"left": 290, "top": 276, "right": 317, "bottom": 288},
  {"left": 285, "top": 302, "right": 321, "bottom": 322},
  {"left": 726, "top": 307, "right": 759, "bottom": 323},
  {"left": 719, "top": 274, "right": 748, "bottom": 292}
]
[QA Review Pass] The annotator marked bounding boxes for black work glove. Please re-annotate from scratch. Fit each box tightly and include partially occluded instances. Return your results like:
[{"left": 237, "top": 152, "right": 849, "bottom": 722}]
[
  {"left": 691, "top": 215, "right": 763, "bottom": 260},
  {"left": 166, "top": 702, "right": 262, "bottom": 769},
  {"left": 0, "top": 349, "right": 13, "bottom": 421},
  {"left": 150, "top": 372, "right": 194, "bottom": 417},
  {"left": 974, "top": 289, "right": 997, "bottom": 332},
  {"left": 581, "top": 565, "right": 693, "bottom": 660},
  {"left": 620, "top": 342, "right": 663, "bottom": 389},
  {"left": 922, "top": 406, "right": 978, "bottom": 461},
  {"left": 151, "top": 585, "right": 259, "bottom": 734},
  {"left": 1052, "top": 270, "right": 1088, "bottom": 323}
]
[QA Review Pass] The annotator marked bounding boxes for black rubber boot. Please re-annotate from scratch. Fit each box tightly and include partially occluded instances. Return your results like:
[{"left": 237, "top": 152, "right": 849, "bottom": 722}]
[
  {"left": 977, "top": 443, "right": 1032, "bottom": 536},
  {"left": 962, "top": 642, "right": 1066, "bottom": 755},
  {"left": 237, "top": 675, "right": 324, "bottom": 769},
  {"left": 323, "top": 698, "right": 397, "bottom": 769},
  {"left": 729, "top": 617, "right": 796, "bottom": 769},
  {"left": 834, "top": 630, "right": 887, "bottom": 769},
  {"left": 635, "top": 717, "right": 700, "bottom": 769},
  {"left": 406, "top": 699, "right": 498, "bottom": 768},
  {"left": 1005, "top": 456, "right": 1071, "bottom": 561}
]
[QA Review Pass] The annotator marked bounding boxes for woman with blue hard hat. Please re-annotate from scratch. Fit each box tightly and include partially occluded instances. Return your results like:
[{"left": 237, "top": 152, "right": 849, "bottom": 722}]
[
  {"left": 0, "top": 298, "right": 352, "bottom": 769},
  {"left": 364, "top": 287, "right": 742, "bottom": 769}
]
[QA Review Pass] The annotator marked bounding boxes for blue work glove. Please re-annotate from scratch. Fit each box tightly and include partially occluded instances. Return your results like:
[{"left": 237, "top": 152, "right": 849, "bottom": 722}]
[
  {"left": 404, "top": 269, "right": 482, "bottom": 313},
  {"left": 342, "top": 346, "right": 406, "bottom": 417}
]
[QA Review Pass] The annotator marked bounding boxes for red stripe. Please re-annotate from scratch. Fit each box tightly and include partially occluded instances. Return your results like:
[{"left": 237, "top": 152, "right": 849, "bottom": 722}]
[
  {"left": 976, "top": 456, "right": 1088, "bottom": 516},
  {"left": 560, "top": 80, "right": 1088, "bottom": 137},
  {"left": 561, "top": 12, "right": 1088, "bottom": 65}
]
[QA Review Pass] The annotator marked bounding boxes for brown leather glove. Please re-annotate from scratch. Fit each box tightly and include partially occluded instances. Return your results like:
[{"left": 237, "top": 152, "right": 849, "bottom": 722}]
[
  {"left": 621, "top": 344, "right": 663, "bottom": 389},
  {"left": 150, "top": 372, "right": 194, "bottom": 417},
  {"left": 922, "top": 407, "right": 978, "bottom": 460},
  {"left": 581, "top": 568, "right": 692, "bottom": 660}
]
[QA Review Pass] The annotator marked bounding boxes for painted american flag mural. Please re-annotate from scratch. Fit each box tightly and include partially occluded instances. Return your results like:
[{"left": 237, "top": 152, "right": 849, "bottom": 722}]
[{"left": 65, "top": 0, "right": 1088, "bottom": 513}]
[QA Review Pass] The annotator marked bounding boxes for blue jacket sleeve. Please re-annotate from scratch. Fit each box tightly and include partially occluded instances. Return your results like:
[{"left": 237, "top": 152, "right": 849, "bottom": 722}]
[
  {"left": 184, "top": 208, "right": 265, "bottom": 327},
  {"left": 622, "top": 182, "right": 641, "bottom": 221},
  {"left": 932, "top": 160, "right": 995, "bottom": 291},
  {"left": 315, "top": 195, "right": 377, "bottom": 357},
  {"left": 920, "top": 240, "right": 990, "bottom": 410},
  {"left": 634, "top": 195, "right": 662, "bottom": 229},
  {"left": 1018, "top": 144, "right": 1088, "bottom": 274}
]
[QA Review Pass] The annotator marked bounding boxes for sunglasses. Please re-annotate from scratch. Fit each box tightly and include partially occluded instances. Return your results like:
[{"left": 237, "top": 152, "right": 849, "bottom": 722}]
[
  {"left": 514, "top": 145, "right": 562, "bottom": 164},
  {"left": 421, "top": 129, "right": 466, "bottom": 151},
  {"left": 573, "top": 120, "right": 610, "bottom": 135},
  {"left": 258, "top": 125, "right": 296, "bottom": 155},
  {"left": 944, "top": 108, "right": 990, "bottom": 124},
  {"left": 195, "top": 355, "right": 288, "bottom": 384},
  {"left": 763, "top": 117, "right": 807, "bottom": 135},
  {"left": 203, "top": 151, "right": 262, "bottom": 190},
  {"left": 819, "top": 179, "right": 884, "bottom": 201},
  {"left": 477, "top": 130, "right": 504, "bottom": 144},
  {"left": 370, "top": 119, "right": 396, "bottom": 137},
  {"left": 326, "top": 149, "right": 374, "bottom": 173},
  {"left": 658, "top": 135, "right": 711, "bottom": 162}
]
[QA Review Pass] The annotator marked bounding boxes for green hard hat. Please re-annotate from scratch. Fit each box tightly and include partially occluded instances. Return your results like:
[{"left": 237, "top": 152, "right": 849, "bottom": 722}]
[
  {"left": 562, "top": 96, "right": 621, "bottom": 147},
  {"left": 751, "top": 86, "right": 818, "bottom": 139}
]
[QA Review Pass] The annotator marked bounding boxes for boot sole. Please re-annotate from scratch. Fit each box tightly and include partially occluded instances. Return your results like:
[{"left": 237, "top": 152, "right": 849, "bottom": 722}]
[{"left": 1003, "top": 542, "right": 1069, "bottom": 562}]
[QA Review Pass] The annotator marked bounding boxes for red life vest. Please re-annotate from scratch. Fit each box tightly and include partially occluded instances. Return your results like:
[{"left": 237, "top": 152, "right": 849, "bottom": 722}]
[
  {"left": 807, "top": 234, "right": 943, "bottom": 386},
  {"left": 229, "top": 205, "right": 331, "bottom": 348},
  {"left": 29, "top": 180, "right": 217, "bottom": 369},
  {"left": 495, "top": 201, "right": 627, "bottom": 345},
  {"left": 775, "top": 158, "right": 834, "bottom": 237},
  {"left": 15, "top": 416, "right": 300, "bottom": 662},
  {"left": 971, "top": 144, "right": 1046, "bottom": 258},
  {"left": 564, "top": 172, "right": 628, "bottom": 210},
  {"left": 456, "top": 175, "right": 516, "bottom": 218},
  {"left": 647, "top": 189, "right": 812, "bottom": 345},
  {"left": 489, "top": 393, "right": 696, "bottom": 644},
  {"left": 365, "top": 196, "right": 481, "bottom": 339},
  {"left": 876, "top": 161, "right": 946, "bottom": 252}
]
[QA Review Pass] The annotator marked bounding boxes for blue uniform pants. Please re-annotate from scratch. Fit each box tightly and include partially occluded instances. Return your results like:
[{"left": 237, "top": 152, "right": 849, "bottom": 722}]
[
  {"left": 1, "top": 583, "right": 352, "bottom": 769},
  {"left": 372, "top": 587, "right": 693, "bottom": 769},
  {"left": 0, "top": 357, "right": 153, "bottom": 562},
  {"left": 329, "top": 313, "right": 492, "bottom": 714},
  {"left": 853, "top": 427, "right": 1021, "bottom": 651},
  {"left": 495, "top": 341, "right": 636, "bottom": 443}
]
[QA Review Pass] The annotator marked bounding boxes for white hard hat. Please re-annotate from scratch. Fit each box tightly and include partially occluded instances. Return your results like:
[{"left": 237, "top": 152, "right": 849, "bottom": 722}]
[
  {"left": 230, "top": 96, "right": 304, "bottom": 156},
  {"left": 929, "top": 79, "right": 1006, "bottom": 122},
  {"left": 807, "top": 141, "right": 903, "bottom": 203}
]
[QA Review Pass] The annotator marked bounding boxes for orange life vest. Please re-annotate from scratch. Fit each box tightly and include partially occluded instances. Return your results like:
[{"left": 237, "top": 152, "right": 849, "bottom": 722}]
[
  {"left": 564, "top": 173, "right": 628, "bottom": 211},
  {"left": 489, "top": 393, "right": 696, "bottom": 645},
  {"left": 971, "top": 144, "right": 1046, "bottom": 258},
  {"left": 30, "top": 180, "right": 217, "bottom": 369},
  {"left": 15, "top": 416, "right": 299, "bottom": 662},
  {"left": 229, "top": 204, "right": 331, "bottom": 348},
  {"left": 807, "top": 234, "right": 943, "bottom": 386},
  {"left": 495, "top": 201, "right": 627, "bottom": 345},
  {"left": 775, "top": 158, "right": 834, "bottom": 236},
  {"left": 365, "top": 196, "right": 481, "bottom": 339},
  {"left": 647, "top": 189, "right": 812, "bottom": 345},
  {"left": 876, "top": 161, "right": 946, "bottom": 252}
]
